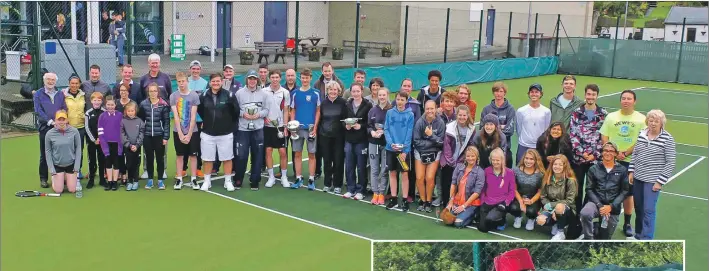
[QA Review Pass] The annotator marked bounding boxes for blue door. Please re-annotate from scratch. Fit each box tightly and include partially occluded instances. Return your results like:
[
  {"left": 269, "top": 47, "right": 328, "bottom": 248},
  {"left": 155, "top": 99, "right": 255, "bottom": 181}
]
[
  {"left": 264, "top": 2, "right": 288, "bottom": 42},
  {"left": 217, "top": 2, "right": 232, "bottom": 48},
  {"left": 486, "top": 9, "right": 496, "bottom": 46}
]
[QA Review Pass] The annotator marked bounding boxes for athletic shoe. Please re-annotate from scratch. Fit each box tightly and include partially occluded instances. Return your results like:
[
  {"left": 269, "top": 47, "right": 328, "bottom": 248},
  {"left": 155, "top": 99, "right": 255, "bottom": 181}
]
[
  {"left": 99, "top": 179, "right": 107, "bottom": 187},
  {"left": 322, "top": 186, "right": 330, "bottom": 193},
  {"left": 265, "top": 176, "right": 276, "bottom": 188},
  {"left": 40, "top": 179, "right": 49, "bottom": 188},
  {"left": 174, "top": 180, "right": 183, "bottom": 190},
  {"left": 224, "top": 180, "right": 235, "bottom": 192},
  {"left": 343, "top": 192, "right": 353, "bottom": 199},
  {"left": 234, "top": 179, "right": 242, "bottom": 190},
  {"left": 78, "top": 172, "right": 84, "bottom": 179},
  {"left": 385, "top": 198, "right": 397, "bottom": 210},
  {"left": 551, "top": 232, "right": 566, "bottom": 240},
  {"left": 291, "top": 178, "right": 303, "bottom": 189},
  {"left": 406, "top": 197, "right": 413, "bottom": 203},
  {"left": 424, "top": 202, "right": 433, "bottom": 213},
  {"left": 333, "top": 187, "right": 342, "bottom": 195},
  {"left": 111, "top": 181, "right": 118, "bottom": 191},
  {"left": 87, "top": 179, "right": 95, "bottom": 189},
  {"left": 126, "top": 182, "right": 133, "bottom": 191},
  {"left": 104, "top": 182, "right": 111, "bottom": 191},
  {"left": 431, "top": 198, "right": 441, "bottom": 207},
  {"left": 141, "top": 171, "right": 148, "bottom": 179},
  {"left": 371, "top": 194, "right": 379, "bottom": 205},
  {"left": 145, "top": 179, "right": 154, "bottom": 190},
  {"left": 307, "top": 180, "right": 315, "bottom": 191},
  {"left": 162, "top": 172, "right": 168, "bottom": 179},
  {"left": 314, "top": 173, "right": 321, "bottom": 180},
  {"left": 496, "top": 224, "right": 506, "bottom": 231},
  {"left": 401, "top": 200, "right": 409, "bottom": 213},
  {"left": 623, "top": 224, "right": 634, "bottom": 237},
  {"left": 191, "top": 179, "right": 200, "bottom": 190},
  {"left": 281, "top": 176, "right": 290, "bottom": 188},
  {"left": 354, "top": 193, "right": 364, "bottom": 200},
  {"left": 626, "top": 236, "right": 638, "bottom": 240},
  {"left": 158, "top": 180, "right": 165, "bottom": 190},
  {"left": 551, "top": 224, "right": 559, "bottom": 236},
  {"left": 417, "top": 203, "right": 425, "bottom": 212},
  {"left": 576, "top": 234, "right": 585, "bottom": 240},
  {"left": 525, "top": 219, "right": 535, "bottom": 231},
  {"left": 196, "top": 170, "right": 204, "bottom": 178},
  {"left": 250, "top": 182, "right": 259, "bottom": 191},
  {"left": 200, "top": 180, "right": 212, "bottom": 191},
  {"left": 513, "top": 217, "right": 523, "bottom": 229}
]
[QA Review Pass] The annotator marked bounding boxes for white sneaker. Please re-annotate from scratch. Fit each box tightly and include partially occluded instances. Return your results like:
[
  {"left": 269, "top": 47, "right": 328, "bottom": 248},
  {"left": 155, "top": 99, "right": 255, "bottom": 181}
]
[
  {"left": 551, "top": 224, "right": 559, "bottom": 235},
  {"left": 431, "top": 198, "right": 441, "bottom": 207},
  {"left": 576, "top": 234, "right": 585, "bottom": 240},
  {"left": 513, "top": 217, "right": 523, "bottom": 229},
  {"left": 174, "top": 179, "right": 183, "bottom": 190},
  {"left": 265, "top": 176, "right": 276, "bottom": 188},
  {"left": 200, "top": 180, "right": 211, "bottom": 191},
  {"left": 354, "top": 193, "right": 364, "bottom": 200},
  {"left": 224, "top": 180, "right": 235, "bottom": 192},
  {"left": 525, "top": 219, "right": 535, "bottom": 231},
  {"left": 333, "top": 187, "right": 342, "bottom": 194},
  {"left": 551, "top": 232, "right": 566, "bottom": 240},
  {"left": 626, "top": 236, "right": 638, "bottom": 240},
  {"left": 280, "top": 176, "right": 290, "bottom": 188},
  {"left": 141, "top": 171, "right": 148, "bottom": 179},
  {"left": 343, "top": 192, "right": 353, "bottom": 199},
  {"left": 323, "top": 186, "right": 330, "bottom": 193}
]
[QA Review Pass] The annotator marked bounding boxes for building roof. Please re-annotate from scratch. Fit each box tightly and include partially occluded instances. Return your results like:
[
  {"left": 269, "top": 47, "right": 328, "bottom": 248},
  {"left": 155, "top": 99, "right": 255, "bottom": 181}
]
[{"left": 664, "top": 6, "right": 708, "bottom": 25}]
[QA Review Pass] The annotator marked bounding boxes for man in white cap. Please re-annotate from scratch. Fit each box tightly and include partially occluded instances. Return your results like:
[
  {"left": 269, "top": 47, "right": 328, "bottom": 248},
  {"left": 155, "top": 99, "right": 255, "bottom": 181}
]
[
  {"left": 222, "top": 64, "right": 242, "bottom": 95},
  {"left": 188, "top": 60, "right": 208, "bottom": 92}
]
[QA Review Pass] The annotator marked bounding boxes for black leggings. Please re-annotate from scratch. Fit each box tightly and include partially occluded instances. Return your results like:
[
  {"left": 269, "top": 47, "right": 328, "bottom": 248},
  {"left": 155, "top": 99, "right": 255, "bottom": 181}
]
[
  {"left": 144, "top": 136, "right": 166, "bottom": 180},
  {"left": 508, "top": 199, "right": 541, "bottom": 219},
  {"left": 478, "top": 203, "right": 509, "bottom": 233},
  {"left": 125, "top": 147, "right": 141, "bottom": 182},
  {"left": 86, "top": 140, "right": 105, "bottom": 181},
  {"left": 320, "top": 135, "right": 345, "bottom": 188},
  {"left": 104, "top": 142, "right": 123, "bottom": 170},
  {"left": 440, "top": 165, "right": 455, "bottom": 206}
]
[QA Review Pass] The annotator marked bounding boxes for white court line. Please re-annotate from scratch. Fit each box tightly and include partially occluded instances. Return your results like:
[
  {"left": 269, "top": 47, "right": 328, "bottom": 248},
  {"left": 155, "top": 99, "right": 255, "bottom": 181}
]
[
  {"left": 603, "top": 107, "right": 707, "bottom": 121},
  {"left": 638, "top": 88, "right": 709, "bottom": 96},
  {"left": 662, "top": 156, "right": 708, "bottom": 201},
  {"left": 678, "top": 152, "right": 707, "bottom": 158},
  {"left": 202, "top": 189, "right": 374, "bottom": 242},
  {"left": 677, "top": 142, "right": 708, "bottom": 149}
]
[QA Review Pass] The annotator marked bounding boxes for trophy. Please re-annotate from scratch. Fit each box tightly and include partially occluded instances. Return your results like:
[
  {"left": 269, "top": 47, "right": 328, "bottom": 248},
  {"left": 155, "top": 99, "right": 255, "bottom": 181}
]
[
  {"left": 308, "top": 124, "right": 316, "bottom": 141},
  {"left": 287, "top": 120, "right": 301, "bottom": 140},
  {"left": 246, "top": 106, "right": 258, "bottom": 130},
  {"left": 375, "top": 123, "right": 384, "bottom": 137},
  {"left": 270, "top": 119, "right": 284, "bottom": 138},
  {"left": 342, "top": 118, "right": 361, "bottom": 126}
]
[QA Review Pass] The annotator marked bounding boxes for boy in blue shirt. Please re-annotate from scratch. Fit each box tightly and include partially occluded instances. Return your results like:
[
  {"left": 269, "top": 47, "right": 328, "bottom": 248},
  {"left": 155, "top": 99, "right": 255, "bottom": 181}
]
[{"left": 289, "top": 68, "right": 321, "bottom": 190}]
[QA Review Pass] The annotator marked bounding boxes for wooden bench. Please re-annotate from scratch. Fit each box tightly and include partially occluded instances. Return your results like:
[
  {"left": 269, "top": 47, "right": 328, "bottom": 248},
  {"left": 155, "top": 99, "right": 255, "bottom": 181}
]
[
  {"left": 342, "top": 40, "right": 392, "bottom": 50},
  {"left": 254, "top": 41, "right": 287, "bottom": 64}
]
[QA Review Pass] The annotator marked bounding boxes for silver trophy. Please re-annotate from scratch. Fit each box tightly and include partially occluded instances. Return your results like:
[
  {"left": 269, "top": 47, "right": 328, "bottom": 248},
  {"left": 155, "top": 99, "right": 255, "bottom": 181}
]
[
  {"left": 308, "top": 124, "right": 316, "bottom": 141},
  {"left": 342, "top": 118, "right": 361, "bottom": 126},
  {"left": 246, "top": 106, "right": 258, "bottom": 130},
  {"left": 287, "top": 120, "right": 301, "bottom": 140},
  {"left": 375, "top": 123, "right": 384, "bottom": 137},
  {"left": 270, "top": 119, "right": 284, "bottom": 138}
]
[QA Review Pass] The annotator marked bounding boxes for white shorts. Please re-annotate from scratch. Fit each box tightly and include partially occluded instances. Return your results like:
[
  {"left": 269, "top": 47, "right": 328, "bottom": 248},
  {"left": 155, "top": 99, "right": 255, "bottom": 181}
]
[{"left": 200, "top": 132, "right": 234, "bottom": 162}]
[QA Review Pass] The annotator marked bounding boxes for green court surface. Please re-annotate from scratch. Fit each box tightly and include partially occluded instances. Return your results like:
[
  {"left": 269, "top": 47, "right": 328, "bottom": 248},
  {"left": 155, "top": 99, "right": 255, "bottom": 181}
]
[{"left": 2, "top": 74, "right": 707, "bottom": 270}]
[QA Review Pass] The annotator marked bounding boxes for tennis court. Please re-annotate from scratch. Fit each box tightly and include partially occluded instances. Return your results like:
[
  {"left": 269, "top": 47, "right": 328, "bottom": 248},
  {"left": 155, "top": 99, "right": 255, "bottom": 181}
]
[{"left": 2, "top": 74, "right": 707, "bottom": 270}]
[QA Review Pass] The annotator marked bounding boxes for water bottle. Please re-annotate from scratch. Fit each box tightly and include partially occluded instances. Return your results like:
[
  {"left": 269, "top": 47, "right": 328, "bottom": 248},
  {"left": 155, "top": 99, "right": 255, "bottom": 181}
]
[
  {"left": 600, "top": 215, "right": 608, "bottom": 229},
  {"left": 76, "top": 180, "right": 83, "bottom": 199}
]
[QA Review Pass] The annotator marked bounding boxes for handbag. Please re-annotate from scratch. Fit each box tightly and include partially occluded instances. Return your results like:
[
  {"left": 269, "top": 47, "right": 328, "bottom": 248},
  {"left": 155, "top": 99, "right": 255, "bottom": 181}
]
[{"left": 420, "top": 151, "right": 437, "bottom": 165}]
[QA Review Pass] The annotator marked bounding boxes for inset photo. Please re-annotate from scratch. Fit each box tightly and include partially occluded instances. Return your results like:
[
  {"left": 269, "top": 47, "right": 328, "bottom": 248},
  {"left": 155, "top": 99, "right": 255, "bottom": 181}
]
[{"left": 373, "top": 241, "right": 684, "bottom": 271}]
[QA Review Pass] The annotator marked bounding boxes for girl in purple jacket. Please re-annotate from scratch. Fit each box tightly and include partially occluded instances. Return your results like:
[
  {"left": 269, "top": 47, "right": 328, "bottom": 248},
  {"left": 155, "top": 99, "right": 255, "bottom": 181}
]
[
  {"left": 478, "top": 148, "right": 516, "bottom": 233},
  {"left": 98, "top": 95, "right": 124, "bottom": 191},
  {"left": 440, "top": 105, "right": 476, "bottom": 209}
]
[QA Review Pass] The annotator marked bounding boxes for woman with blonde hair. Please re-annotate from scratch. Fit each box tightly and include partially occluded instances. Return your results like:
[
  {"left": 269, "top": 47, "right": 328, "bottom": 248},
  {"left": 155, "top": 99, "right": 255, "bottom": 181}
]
[
  {"left": 318, "top": 80, "right": 348, "bottom": 194},
  {"left": 413, "top": 100, "right": 446, "bottom": 212},
  {"left": 536, "top": 154, "right": 578, "bottom": 240},
  {"left": 628, "top": 109, "right": 676, "bottom": 240},
  {"left": 446, "top": 146, "right": 485, "bottom": 228},
  {"left": 509, "top": 149, "right": 545, "bottom": 231},
  {"left": 478, "top": 147, "right": 516, "bottom": 233}
]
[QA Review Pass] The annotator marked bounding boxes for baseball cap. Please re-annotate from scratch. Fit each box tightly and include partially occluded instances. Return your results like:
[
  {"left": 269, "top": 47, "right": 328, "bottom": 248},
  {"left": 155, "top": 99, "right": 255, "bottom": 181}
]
[
  {"left": 190, "top": 60, "right": 201, "bottom": 68},
  {"left": 55, "top": 110, "right": 68, "bottom": 120},
  {"left": 529, "top": 83, "right": 543, "bottom": 92},
  {"left": 223, "top": 64, "right": 234, "bottom": 71},
  {"left": 246, "top": 70, "right": 258, "bottom": 79}
]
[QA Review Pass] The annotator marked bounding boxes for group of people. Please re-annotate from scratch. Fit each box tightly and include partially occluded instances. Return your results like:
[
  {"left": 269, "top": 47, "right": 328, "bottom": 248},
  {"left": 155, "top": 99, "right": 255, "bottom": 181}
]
[{"left": 33, "top": 55, "right": 676, "bottom": 241}]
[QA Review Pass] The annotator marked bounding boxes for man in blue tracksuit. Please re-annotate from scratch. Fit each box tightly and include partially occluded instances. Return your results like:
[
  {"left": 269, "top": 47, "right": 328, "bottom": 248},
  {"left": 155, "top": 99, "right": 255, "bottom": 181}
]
[
  {"left": 33, "top": 73, "right": 67, "bottom": 188},
  {"left": 233, "top": 70, "right": 270, "bottom": 190},
  {"left": 384, "top": 92, "right": 415, "bottom": 212}
]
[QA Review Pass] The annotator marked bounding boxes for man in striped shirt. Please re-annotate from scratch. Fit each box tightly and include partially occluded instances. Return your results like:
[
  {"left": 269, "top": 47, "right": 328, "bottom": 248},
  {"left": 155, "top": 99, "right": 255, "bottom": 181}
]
[{"left": 600, "top": 89, "right": 647, "bottom": 238}]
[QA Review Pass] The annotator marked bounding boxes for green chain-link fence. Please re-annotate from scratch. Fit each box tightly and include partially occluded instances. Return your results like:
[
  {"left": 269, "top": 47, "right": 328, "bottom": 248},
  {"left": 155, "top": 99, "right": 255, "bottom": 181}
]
[{"left": 373, "top": 242, "right": 683, "bottom": 271}]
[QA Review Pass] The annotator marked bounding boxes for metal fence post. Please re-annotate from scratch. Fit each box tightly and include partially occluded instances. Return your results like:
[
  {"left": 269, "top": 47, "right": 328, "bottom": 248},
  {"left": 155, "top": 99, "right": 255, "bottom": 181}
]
[
  {"left": 477, "top": 10, "right": 483, "bottom": 61},
  {"left": 222, "top": 2, "right": 227, "bottom": 68},
  {"left": 354, "top": 2, "right": 361, "bottom": 68},
  {"left": 294, "top": 1, "right": 299, "bottom": 71},
  {"left": 403, "top": 5, "right": 408, "bottom": 65},
  {"left": 506, "top": 12, "right": 512, "bottom": 57},
  {"left": 33, "top": 2, "right": 42, "bottom": 90},
  {"left": 555, "top": 14, "right": 561, "bottom": 55},
  {"left": 473, "top": 242, "right": 481, "bottom": 271},
  {"left": 675, "top": 17, "right": 686, "bottom": 82},
  {"left": 444, "top": 8, "right": 450, "bottom": 63},
  {"left": 127, "top": 3, "right": 133, "bottom": 65},
  {"left": 530, "top": 13, "right": 538, "bottom": 57},
  {"left": 611, "top": 16, "right": 620, "bottom": 77}
]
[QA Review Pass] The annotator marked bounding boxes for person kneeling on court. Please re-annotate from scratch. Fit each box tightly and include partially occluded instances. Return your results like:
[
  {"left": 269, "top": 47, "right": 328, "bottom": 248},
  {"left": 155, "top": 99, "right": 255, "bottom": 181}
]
[
  {"left": 478, "top": 148, "right": 516, "bottom": 233},
  {"left": 536, "top": 155, "right": 578, "bottom": 240},
  {"left": 446, "top": 146, "right": 485, "bottom": 228},
  {"left": 45, "top": 110, "right": 82, "bottom": 194},
  {"left": 580, "top": 142, "right": 630, "bottom": 240}
]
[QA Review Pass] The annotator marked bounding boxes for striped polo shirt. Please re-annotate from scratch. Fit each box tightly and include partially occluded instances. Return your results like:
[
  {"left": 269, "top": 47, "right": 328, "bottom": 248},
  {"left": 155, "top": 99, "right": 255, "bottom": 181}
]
[{"left": 628, "top": 128, "right": 676, "bottom": 185}]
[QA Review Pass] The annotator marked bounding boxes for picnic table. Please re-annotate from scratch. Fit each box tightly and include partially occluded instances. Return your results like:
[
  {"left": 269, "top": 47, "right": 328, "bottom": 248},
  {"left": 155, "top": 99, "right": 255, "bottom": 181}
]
[{"left": 289, "top": 36, "right": 324, "bottom": 56}]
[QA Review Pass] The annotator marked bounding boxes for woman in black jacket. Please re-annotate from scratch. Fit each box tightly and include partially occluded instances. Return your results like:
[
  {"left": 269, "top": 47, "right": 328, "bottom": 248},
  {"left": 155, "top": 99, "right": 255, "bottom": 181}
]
[
  {"left": 343, "top": 83, "right": 373, "bottom": 200},
  {"left": 138, "top": 83, "right": 170, "bottom": 190},
  {"left": 319, "top": 81, "right": 348, "bottom": 194},
  {"left": 536, "top": 121, "right": 574, "bottom": 169}
]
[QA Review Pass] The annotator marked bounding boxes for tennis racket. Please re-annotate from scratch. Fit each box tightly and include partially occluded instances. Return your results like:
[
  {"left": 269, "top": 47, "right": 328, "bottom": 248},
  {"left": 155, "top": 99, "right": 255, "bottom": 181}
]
[{"left": 15, "top": 190, "right": 61, "bottom": 198}]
